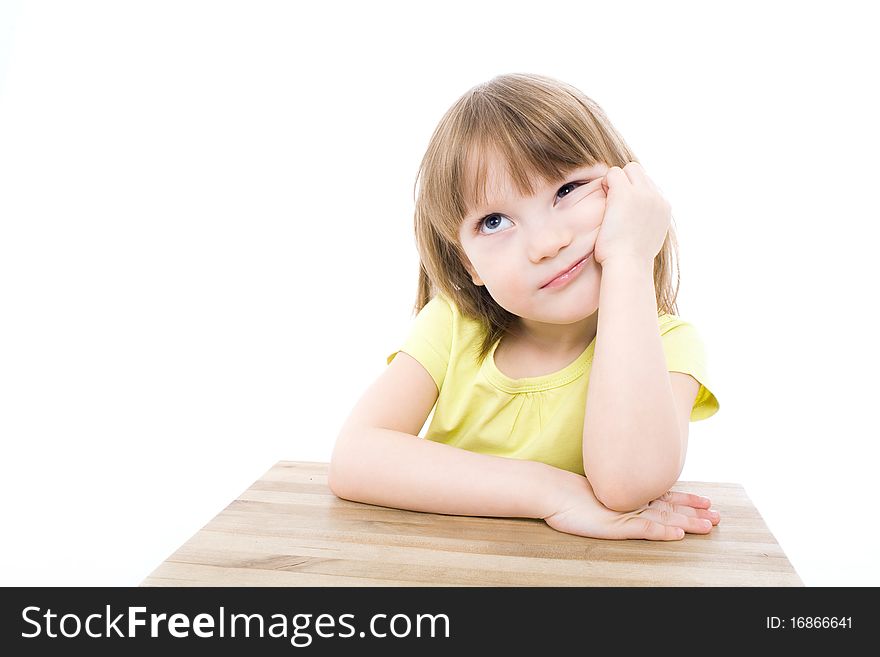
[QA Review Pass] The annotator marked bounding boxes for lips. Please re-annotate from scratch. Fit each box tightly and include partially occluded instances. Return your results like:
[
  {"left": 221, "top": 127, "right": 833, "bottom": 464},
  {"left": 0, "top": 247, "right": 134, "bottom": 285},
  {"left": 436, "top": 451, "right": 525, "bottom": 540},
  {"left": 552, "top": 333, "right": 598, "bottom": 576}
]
[{"left": 540, "top": 252, "right": 592, "bottom": 289}]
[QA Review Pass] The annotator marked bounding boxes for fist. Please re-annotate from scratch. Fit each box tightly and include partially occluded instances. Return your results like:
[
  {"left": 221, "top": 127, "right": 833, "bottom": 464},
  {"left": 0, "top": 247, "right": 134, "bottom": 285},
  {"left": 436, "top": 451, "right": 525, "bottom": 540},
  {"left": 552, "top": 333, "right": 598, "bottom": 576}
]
[{"left": 592, "top": 162, "right": 672, "bottom": 266}]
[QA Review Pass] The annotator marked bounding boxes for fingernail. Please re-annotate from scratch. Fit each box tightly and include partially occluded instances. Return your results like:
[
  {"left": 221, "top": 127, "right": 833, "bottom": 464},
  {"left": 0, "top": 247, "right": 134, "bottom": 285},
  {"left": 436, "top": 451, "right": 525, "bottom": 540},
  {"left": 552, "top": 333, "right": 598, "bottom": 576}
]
[{"left": 710, "top": 510, "right": 720, "bottom": 519}]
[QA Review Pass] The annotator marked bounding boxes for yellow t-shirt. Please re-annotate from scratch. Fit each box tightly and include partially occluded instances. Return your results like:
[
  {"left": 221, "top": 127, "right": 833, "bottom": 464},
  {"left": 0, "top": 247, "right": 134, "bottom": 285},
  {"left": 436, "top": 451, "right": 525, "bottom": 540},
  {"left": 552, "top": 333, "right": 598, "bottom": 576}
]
[{"left": 386, "top": 294, "right": 720, "bottom": 476}]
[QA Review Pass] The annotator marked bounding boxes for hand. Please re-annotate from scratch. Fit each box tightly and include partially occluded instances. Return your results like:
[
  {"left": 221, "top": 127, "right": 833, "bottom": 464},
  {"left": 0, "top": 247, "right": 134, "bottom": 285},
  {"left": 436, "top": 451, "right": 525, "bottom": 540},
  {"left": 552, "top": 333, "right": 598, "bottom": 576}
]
[
  {"left": 592, "top": 162, "right": 672, "bottom": 267},
  {"left": 544, "top": 475, "right": 720, "bottom": 541}
]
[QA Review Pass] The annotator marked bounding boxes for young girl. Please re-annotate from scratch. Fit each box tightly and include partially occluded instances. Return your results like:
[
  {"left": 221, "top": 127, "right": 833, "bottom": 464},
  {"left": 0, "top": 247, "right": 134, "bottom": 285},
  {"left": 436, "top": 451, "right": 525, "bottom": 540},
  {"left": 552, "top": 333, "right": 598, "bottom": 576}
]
[{"left": 329, "top": 73, "right": 721, "bottom": 541}]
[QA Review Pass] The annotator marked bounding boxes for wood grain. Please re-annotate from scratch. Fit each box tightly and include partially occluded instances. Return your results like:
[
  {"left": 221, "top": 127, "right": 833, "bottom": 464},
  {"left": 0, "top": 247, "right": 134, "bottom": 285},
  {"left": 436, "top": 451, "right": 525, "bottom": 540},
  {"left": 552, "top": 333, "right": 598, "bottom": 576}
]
[{"left": 141, "top": 461, "right": 801, "bottom": 587}]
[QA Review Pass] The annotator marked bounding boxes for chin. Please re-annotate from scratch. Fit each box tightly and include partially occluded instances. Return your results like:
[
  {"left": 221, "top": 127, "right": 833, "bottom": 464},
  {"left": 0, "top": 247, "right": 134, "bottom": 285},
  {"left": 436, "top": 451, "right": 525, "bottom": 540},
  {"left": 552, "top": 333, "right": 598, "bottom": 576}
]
[
  {"left": 518, "top": 297, "right": 599, "bottom": 325},
  {"left": 490, "top": 284, "right": 600, "bottom": 322},
  {"left": 547, "top": 305, "right": 598, "bottom": 324},
  {"left": 546, "top": 278, "right": 600, "bottom": 321}
]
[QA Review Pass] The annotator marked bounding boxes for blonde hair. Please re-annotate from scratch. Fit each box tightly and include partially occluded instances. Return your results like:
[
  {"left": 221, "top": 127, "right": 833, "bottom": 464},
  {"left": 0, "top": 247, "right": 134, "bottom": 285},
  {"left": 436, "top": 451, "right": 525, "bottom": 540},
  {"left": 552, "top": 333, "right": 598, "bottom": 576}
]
[{"left": 412, "top": 72, "right": 680, "bottom": 363}]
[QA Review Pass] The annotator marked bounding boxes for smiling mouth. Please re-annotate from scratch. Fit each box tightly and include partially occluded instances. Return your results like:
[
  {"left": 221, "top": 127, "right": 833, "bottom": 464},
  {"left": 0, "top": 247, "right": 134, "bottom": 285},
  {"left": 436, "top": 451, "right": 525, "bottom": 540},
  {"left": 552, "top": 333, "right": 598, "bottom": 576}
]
[{"left": 541, "top": 252, "right": 592, "bottom": 289}]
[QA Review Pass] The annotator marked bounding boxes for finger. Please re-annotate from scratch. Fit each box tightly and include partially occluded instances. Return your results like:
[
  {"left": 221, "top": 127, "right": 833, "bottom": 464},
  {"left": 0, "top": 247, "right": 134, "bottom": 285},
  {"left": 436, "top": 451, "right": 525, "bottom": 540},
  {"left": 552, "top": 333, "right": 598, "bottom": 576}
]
[
  {"left": 623, "top": 517, "right": 684, "bottom": 541},
  {"left": 605, "top": 165, "right": 629, "bottom": 187},
  {"left": 648, "top": 500, "right": 720, "bottom": 524},
  {"left": 623, "top": 161, "right": 661, "bottom": 191},
  {"left": 623, "top": 162, "right": 669, "bottom": 203},
  {"left": 679, "top": 506, "right": 721, "bottom": 525},
  {"left": 641, "top": 507, "right": 714, "bottom": 535},
  {"left": 691, "top": 507, "right": 721, "bottom": 525},
  {"left": 660, "top": 491, "right": 712, "bottom": 509},
  {"left": 622, "top": 161, "right": 646, "bottom": 184}
]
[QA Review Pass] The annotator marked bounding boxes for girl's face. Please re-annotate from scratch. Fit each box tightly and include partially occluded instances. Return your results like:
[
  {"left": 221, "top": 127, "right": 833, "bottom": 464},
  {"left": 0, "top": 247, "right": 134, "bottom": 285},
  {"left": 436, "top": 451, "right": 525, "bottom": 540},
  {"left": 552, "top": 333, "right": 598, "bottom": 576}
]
[{"left": 458, "top": 151, "right": 609, "bottom": 325}]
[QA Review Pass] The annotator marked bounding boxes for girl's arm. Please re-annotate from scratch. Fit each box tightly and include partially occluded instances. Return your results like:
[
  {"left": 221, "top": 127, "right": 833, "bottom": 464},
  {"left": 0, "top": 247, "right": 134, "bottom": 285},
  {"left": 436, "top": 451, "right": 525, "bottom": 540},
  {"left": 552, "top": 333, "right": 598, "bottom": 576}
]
[
  {"left": 583, "top": 256, "right": 692, "bottom": 512},
  {"left": 329, "top": 351, "right": 576, "bottom": 519},
  {"left": 331, "top": 351, "right": 718, "bottom": 540}
]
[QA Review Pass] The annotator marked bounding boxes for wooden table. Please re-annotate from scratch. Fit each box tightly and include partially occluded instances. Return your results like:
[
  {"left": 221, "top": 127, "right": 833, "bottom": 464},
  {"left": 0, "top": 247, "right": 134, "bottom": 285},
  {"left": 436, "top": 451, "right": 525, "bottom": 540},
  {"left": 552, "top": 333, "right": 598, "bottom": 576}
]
[{"left": 141, "top": 461, "right": 802, "bottom": 587}]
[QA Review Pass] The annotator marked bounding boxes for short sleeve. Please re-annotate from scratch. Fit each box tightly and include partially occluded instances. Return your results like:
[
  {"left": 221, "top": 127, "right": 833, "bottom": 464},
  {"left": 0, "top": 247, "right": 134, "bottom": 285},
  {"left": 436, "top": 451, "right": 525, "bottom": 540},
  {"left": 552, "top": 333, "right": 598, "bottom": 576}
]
[
  {"left": 660, "top": 318, "right": 720, "bottom": 421},
  {"left": 386, "top": 295, "right": 453, "bottom": 391}
]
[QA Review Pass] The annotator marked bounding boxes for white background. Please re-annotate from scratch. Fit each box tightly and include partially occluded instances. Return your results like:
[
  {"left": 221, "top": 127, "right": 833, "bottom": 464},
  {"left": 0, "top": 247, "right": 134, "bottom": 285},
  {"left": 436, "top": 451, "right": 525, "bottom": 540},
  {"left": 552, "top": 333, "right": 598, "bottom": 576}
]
[{"left": 1, "top": 0, "right": 878, "bottom": 587}]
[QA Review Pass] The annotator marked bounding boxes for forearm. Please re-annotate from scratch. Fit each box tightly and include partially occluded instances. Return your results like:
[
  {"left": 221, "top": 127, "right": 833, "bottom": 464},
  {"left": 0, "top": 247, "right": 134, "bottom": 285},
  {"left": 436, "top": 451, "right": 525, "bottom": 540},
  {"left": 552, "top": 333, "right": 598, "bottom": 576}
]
[
  {"left": 583, "top": 257, "right": 682, "bottom": 510},
  {"left": 329, "top": 426, "right": 580, "bottom": 519}
]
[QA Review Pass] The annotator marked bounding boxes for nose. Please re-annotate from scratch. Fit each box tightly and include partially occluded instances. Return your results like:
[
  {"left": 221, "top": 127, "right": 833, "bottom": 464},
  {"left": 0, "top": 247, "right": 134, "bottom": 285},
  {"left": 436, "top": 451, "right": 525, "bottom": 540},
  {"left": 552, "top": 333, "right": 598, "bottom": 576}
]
[{"left": 527, "top": 219, "right": 573, "bottom": 263}]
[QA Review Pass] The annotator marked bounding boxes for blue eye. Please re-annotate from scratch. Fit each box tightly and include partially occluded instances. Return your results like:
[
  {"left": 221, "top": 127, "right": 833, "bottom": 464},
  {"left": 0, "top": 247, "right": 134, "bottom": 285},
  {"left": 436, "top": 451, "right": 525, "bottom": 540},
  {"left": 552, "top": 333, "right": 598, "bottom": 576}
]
[
  {"left": 475, "top": 214, "right": 513, "bottom": 235},
  {"left": 473, "top": 181, "right": 585, "bottom": 235}
]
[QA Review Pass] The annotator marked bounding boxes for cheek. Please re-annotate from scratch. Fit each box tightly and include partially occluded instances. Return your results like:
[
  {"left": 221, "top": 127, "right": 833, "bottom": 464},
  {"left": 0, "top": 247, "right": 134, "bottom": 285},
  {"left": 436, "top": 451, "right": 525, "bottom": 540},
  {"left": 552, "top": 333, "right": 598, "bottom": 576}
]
[
  {"left": 481, "top": 266, "right": 523, "bottom": 296},
  {"left": 580, "top": 197, "right": 607, "bottom": 223}
]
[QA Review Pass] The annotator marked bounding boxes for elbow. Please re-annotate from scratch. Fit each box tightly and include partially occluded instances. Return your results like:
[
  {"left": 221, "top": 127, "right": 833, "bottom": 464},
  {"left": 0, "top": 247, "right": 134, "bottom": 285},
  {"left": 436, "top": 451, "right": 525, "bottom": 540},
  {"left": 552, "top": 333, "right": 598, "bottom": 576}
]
[
  {"left": 326, "top": 459, "right": 347, "bottom": 500},
  {"left": 327, "top": 433, "right": 358, "bottom": 501},
  {"left": 589, "top": 470, "right": 681, "bottom": 513},
  {"left": 591, "top": 481, "right": 650, "bottom": 513},
  {"left": 584, "top": 443, "right": 683, "bottom": 512},
  {"left": 329, "top": 424, "right": 389, "bottom": 503},
  {"left": 328, "top": 457, "right": 362, "bottom": 502}
]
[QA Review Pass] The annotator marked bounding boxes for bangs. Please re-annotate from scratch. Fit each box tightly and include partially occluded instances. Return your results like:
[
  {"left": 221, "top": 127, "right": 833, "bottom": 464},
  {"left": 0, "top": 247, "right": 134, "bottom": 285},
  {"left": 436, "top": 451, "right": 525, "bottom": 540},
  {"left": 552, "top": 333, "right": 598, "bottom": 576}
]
[{"left": 455, "top": 94, "right": 604, "bottom": 219}]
